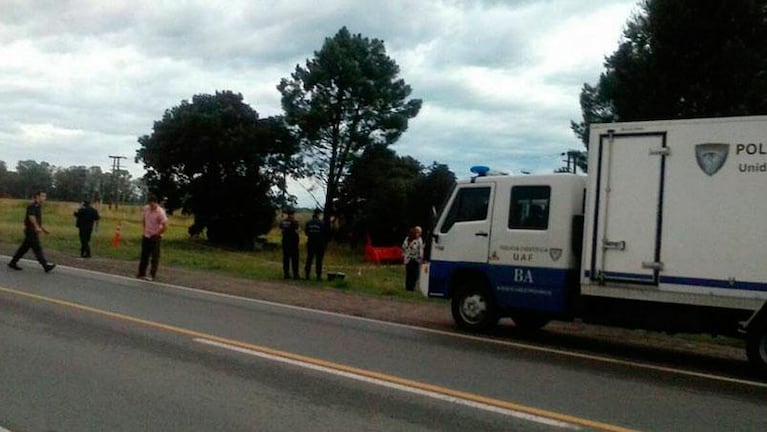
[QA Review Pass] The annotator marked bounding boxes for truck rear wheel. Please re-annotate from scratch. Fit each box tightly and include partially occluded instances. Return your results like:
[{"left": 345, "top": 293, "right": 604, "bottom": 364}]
[
  {"left": 746, "top": 321, "right": 767, "bottom": 376},
  {"left": 451, "top": 285, "right": 498, "bottom": 332}
]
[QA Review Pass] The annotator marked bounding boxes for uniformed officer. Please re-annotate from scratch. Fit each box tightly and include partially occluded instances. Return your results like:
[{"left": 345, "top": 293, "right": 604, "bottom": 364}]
[
  {"left": 304, "top": 208, "right": 327, "bottom": 280},
  {"left": 279, "top": 208, "right": 300, "bottom": 279},
  {"left": 8, "top": 191, "right": 56, "bottom": 272},
  {"left": 74, "top": 200, "right": 100, "bottom": 258}
]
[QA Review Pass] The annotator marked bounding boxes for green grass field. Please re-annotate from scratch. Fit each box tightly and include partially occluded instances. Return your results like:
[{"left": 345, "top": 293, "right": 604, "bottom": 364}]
[{"left": 0, "top": 198, "right": 419, "bottom": 299}]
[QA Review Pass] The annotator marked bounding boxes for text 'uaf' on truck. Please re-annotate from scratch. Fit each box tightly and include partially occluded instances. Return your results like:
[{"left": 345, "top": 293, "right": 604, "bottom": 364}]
[{"left": 419, "top": 115, "right": 767, "bottom": 376}]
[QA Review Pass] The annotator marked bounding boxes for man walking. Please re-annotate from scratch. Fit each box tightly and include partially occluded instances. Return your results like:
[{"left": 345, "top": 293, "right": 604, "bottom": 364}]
[
  {"left": 136, "top": 194, "right": 167, "bottom": 281},
  {"left": 8, "top": 191, "right": 56, "bottom": 272},
  {"left": 74, "top": 200, "right": 100, "bottom": 258},
  {"left": 304, "top": 208, "right": 326, "bottom": 280},
  {"left": 279, "top": 208, "right": 300, "bottom": 279}
]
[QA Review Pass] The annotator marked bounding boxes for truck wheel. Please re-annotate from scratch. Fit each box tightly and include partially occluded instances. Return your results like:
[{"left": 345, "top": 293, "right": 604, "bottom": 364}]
[
  {"left": 511, "top": 313, "right": 550, "bottom": 331},
  {"left": 451, "top": 285, "right": 498, "bottom": 332},
  {"left": 746, "top": 321, "right": 767, "bottom": 376}
]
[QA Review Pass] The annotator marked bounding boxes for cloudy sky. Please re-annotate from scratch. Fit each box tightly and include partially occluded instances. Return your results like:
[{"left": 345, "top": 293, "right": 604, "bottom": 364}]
[{"left": 1, "top": 0, "right": 637, "bottom": 204}]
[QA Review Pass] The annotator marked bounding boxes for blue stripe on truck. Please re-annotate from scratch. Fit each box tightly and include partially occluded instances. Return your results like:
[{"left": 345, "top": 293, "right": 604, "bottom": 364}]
[
  {"left": 659, "top": 275, "right": 767, "bottom": 292},
  {"left": 428, "top": 260, "right": 576, "bottom": 313},
  {"left": 583, "top": 270, "right": 767, "bottom": 292}
]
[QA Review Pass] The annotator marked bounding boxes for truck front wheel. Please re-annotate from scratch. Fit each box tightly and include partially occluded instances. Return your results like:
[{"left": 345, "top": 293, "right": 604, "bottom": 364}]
[
  {"left": 451, "top": 285, "right": 498, "bottom": 332},
  {"left": 746, "top": 321, "right": 767, "bottom": 376}
]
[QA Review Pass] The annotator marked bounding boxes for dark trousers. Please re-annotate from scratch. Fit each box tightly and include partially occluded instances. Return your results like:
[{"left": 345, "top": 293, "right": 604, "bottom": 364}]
[
  {"left": 305, "top": 242, "right": 325, "bottom": 279},
  {"left": 78, "top": 227, "right": 93, "bottom": 257},
  {"left": 138, "top": 236, "right": 161, "bottom": 278},
  {"left": 405, "top": 260, "right": 420, "bottom": 291},
  {"left": 282, "top": 241, "right": 299, "bottom": 278},
  {"left": 11, "top": 230, "right": 48, "bottom": 267}
]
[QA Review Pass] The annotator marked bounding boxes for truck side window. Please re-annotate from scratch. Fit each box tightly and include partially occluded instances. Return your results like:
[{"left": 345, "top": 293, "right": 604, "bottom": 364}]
[
  {"left": 440, "top": 186, "right": 491, "bottom": 233},
  {"left": 509, "top": 186, "right": 550, "bottom": 230}
]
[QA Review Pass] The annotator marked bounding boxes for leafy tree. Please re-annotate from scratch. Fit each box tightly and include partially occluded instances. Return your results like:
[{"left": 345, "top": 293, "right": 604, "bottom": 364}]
[
  {"left": 84, "top": 166, "right": 107, "bottom": 204},
  {"left": 278, "top": 27, "right": 422, "bottom": 228},
  {"left": 52, "top": 166, "right": 89, "bottom": 202},
  {"left": 338, "top": 148, "right": 455, "bottom": 248},
  {"left": 136, "top": 91, "right": 299, "bottom": 249},
  {"left": 15, "top": 160, "right": 54, "bottom": 198},
  {"left": 410, "top": 162, "right": 456, "bottom": 231},
  {"left": 0, "top": 161, "right": 13, "bottom": 197},
  {"left": 573, "top": 0, "right": 767, "bottom": 146},
  {"left": 337, "top": 145, "right": 422, "bottom": 246},
  {"left": 102, "top": 168, "right": 135, "bottom": 207}
]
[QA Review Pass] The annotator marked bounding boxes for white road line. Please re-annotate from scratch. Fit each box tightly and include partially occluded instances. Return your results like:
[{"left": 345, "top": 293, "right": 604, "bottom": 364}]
[
  {"left": 9, "top": 257, "right": 766, "bottom": 388},
  {"left": 194, "top": 338, "right": 581, "bottom": 430}
]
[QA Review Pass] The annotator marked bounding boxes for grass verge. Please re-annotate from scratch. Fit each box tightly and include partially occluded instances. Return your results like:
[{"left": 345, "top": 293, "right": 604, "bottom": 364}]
[{"left": 0, "top": 198, "right": 421, "bottom": 300}]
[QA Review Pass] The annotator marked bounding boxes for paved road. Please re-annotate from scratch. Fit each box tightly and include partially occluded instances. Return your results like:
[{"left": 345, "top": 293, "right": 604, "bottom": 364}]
[{"left": 1, "top": 262, "right": 765, "bottom": 431}]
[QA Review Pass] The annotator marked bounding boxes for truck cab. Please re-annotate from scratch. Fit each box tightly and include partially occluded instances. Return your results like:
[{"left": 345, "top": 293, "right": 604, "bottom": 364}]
[{"left": 425, "top": 170, "right": 586, "bottom": 330}]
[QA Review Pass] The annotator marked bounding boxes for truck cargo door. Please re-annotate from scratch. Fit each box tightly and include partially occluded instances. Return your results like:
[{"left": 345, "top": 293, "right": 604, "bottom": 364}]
[{"left": 592, "top": 132, "right": 666, "bottom": 285}]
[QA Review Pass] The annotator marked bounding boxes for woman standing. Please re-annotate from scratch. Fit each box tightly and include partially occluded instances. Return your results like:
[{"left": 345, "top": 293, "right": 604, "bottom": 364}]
[{"left": 402, "top": 226, "right": 423, "bottom": 291}]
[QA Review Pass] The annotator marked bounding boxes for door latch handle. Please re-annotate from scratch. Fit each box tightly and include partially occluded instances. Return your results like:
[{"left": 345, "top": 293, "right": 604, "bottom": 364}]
[
  {"left": 475, "top": 232, "right": 489, "bottom": 237},
  {"left": 642, "top": 261, "right": 664, "bottom": 270},
  {"left": 602, "top": 239, "right": 625, "bottom": 250}
]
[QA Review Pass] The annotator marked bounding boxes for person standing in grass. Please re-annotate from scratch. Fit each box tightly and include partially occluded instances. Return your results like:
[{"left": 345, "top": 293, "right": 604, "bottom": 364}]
[
  {"left": 280, "top": 208, "right": 300, "bottom": 280},
  {"left": 74, "top": 200, "right": 100, "bottom": 258},
  {"left": 304, "top": 208, "right": 326, "bottom": 280},
  {"left": 8, "top": 191, "right": 56, "bottom": 273},
  {"left": 136, "top": 194, "right": 167, "bottom": 281},
  {"left": 402, "top": 226, "right": 423, "bottom": 291}
]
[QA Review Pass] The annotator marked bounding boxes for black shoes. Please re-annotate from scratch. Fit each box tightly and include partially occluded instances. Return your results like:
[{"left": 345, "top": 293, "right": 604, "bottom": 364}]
[{"left": 7, "top": 262, "right": 55, "bottom": 272}]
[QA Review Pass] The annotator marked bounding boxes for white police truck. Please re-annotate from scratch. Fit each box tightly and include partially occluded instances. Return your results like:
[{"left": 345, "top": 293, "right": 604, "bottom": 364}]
[{"left": 422, "top": 115, "right": 767, "bottom": 374}]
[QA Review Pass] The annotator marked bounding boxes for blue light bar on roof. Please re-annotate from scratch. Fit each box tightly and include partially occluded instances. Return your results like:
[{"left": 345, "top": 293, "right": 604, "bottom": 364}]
[{"left": 470, "top": 165, "right": 490, "bottom": 176}]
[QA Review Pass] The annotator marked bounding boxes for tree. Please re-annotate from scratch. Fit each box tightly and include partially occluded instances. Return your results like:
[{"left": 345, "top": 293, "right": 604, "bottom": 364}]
[
  {"left": 136, "top": 91, "right": 298, "bottom": 249},
  {"left": 410, "top": 162, "right": 456, "bottom": 231},
  {"left": 15, "top": 160, "right": 54, "bottom": 198},
  {"left": 278, "top": 27, "right": 422, "bottom": 228},
  {"left": 52, "top": 166, "right": 89, "bottom": 202},
  {"left": 338, "top": 149, "right": 456, "bottom": 248},
  {"left": 337, "top": 145, "right": 422, "bottom": 245},
  {"left": 0, "top": 161, "right": 13, "bottom": 198},
  {"left": 573, "top": 0, "right": 767, "bottom": 146}
]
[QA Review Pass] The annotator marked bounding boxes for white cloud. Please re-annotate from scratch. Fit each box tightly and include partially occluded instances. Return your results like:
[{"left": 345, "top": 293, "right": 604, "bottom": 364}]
[{"left": 0, "top": 0, "right": 638, "bottom": 201}]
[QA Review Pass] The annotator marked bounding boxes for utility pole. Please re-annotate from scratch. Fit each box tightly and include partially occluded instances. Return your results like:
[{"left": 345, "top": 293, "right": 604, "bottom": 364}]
[
  {"left": 108, "top": 155, "right": 127, "bottom": 209},
  {"left": 560, "top": 150, "right": 581, "bottom": 174}
]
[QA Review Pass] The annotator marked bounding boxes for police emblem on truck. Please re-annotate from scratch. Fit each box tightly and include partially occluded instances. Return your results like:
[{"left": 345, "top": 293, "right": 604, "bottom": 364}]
[{"left": 695, "top": 143, "right": 729, "bottom": 176}]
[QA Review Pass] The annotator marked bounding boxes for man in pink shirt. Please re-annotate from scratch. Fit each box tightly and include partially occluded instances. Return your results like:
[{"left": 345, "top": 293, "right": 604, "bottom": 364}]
[{"left": 137, "top": 194, "right": 168, "bottom": 281}]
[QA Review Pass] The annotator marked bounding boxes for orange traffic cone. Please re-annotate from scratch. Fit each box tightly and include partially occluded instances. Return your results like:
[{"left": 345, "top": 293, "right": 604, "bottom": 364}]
[{"left": 111, "top": 222, "right": 122, "bottom": 248}]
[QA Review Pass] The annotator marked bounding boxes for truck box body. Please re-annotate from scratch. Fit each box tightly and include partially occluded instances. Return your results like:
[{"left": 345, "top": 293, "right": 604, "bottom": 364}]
[{"left": 582, "top": 116, "right": 767, "bottom": 312}]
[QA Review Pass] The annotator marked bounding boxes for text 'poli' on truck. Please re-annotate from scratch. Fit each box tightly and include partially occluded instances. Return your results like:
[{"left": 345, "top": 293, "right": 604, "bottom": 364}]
[{"left": 420, "top": 115, "right": 767, "bottom": 374}]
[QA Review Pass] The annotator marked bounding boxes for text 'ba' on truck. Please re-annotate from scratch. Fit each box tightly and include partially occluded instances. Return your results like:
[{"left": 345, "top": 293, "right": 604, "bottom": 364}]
[{"left": 419, "top": 115, "right": 767, "bottom": 375}]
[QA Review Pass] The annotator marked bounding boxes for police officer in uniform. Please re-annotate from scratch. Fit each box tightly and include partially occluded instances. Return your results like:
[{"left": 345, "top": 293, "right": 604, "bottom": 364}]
[
  {"left": 304, "top": 208, "right": 326, "bottom": 280},
  {"left": 74, "top": 200, "right": 100, "bottom": 258},
  {"left": 8, "top": 191, "right": 56, "bottom": 272},
  {"left": 279, "top": 208, "right": 300, "bottom": 279}
]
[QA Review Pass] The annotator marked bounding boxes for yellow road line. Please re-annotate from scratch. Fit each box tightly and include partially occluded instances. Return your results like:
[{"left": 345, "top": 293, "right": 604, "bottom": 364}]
[{"left": 0, "top": 285, "right": 639, "bottom": 432}]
